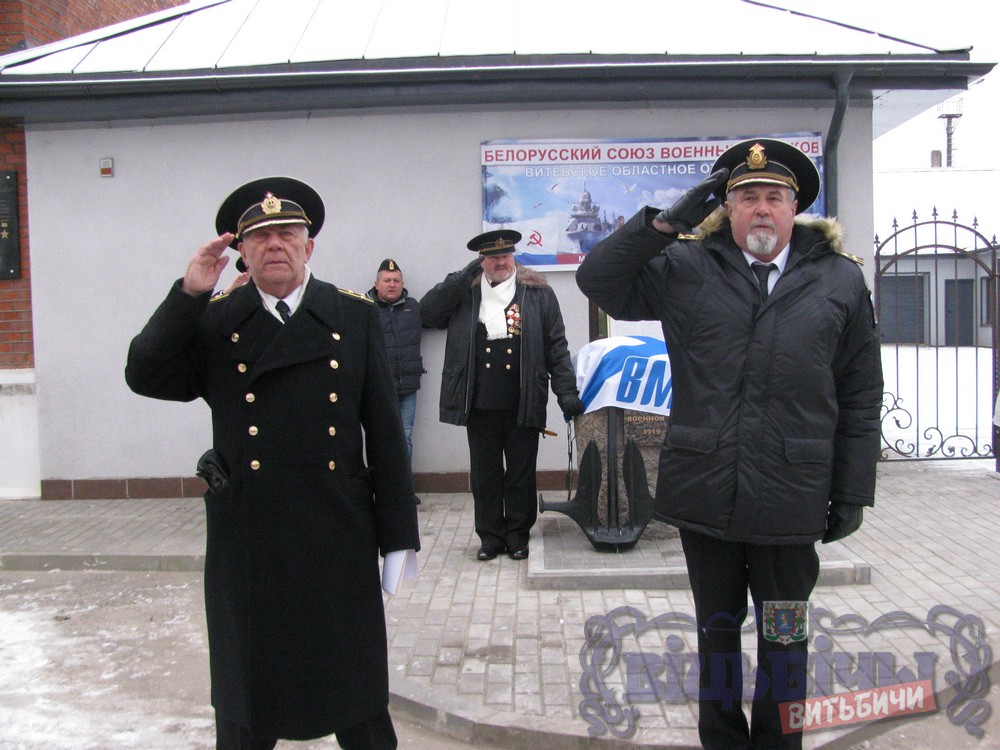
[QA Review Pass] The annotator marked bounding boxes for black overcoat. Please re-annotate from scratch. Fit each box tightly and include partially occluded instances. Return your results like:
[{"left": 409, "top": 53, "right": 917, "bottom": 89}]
[{"left": 126, "top": 275, "right": 420, "bottom": 740}]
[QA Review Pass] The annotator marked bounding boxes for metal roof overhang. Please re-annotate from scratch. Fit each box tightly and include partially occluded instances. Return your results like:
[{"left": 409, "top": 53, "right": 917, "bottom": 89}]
[{"left": 0, "top": 53, "right": 992, "bottom": 129}]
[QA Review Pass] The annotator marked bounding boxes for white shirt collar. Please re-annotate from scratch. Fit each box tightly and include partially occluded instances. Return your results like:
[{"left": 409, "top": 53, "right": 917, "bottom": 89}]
[
  {"left": 742, "top": 243, "right": 790, "bottom": 274},
  {"left": 257, "top": 266, "right": 311, "bottom": 323}
]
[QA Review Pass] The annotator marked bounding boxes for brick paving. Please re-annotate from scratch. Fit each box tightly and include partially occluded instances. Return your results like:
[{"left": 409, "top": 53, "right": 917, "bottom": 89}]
[{"left": 1, "top": 459, "right": 998, "bottom": 748}]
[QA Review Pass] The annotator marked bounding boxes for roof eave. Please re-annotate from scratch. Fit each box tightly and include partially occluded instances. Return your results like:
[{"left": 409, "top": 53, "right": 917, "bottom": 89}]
[{"left": 0, "top": 54, "right": 992, "bottom": 125}]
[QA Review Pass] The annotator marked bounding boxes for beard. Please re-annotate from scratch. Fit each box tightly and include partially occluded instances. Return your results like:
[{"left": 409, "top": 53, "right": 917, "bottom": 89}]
[
  {"left": 485, "top": 268, "right": 513, "bottom": 284},
  {"left": 746, "top": 229, "right": 778, "bottom": 258}
]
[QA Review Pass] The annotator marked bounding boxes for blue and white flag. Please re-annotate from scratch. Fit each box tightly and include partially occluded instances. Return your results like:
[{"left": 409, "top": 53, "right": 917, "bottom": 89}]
[{"left": 573, "top": 336, "right": 671, "bottom": 416}]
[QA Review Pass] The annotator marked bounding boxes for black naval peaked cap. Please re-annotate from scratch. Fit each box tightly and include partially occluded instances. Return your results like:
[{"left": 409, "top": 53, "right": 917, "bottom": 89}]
[
  {"left": 711, "top": 138, "right": 820, "bottom": 214},
  {"left": 215, "top": 176, "right": 326, "bottom": 250},
  {"left": 467, "top": 229, "right": 521, "bottom": 256}
]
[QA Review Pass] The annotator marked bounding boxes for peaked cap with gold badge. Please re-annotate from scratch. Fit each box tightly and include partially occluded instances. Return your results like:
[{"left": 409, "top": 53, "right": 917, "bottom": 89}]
[
  {"left": 215, "top": 176, "right": 326, "bottom": 271},
  {"left": 710, "top": 138, "right": 820, "bottom": 215},
  {"left": 467, "top": 229, "right": 521, "bottom": 256}
]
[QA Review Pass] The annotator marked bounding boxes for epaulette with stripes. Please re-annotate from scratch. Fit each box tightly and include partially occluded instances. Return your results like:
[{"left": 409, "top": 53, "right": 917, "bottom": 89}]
[
  {"left": 339, "top": 288, "right": 373, "bottom": 303},
  {"left": 834, "top": 250, "right": 864, "bottom": 266}
]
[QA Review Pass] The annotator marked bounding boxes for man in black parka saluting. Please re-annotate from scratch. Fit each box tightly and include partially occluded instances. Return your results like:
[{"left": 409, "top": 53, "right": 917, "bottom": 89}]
[{"left": 577, "top": 140, "right": 882, "bottom": 750}]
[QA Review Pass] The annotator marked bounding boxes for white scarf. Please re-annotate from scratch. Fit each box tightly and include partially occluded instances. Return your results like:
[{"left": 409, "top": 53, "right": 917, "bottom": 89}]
[{"left": 479, "top": 272, "right": 516, "bottom": 340}]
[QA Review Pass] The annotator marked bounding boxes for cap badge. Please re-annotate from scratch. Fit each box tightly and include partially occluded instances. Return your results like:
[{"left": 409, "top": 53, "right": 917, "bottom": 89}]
[
  {"left": 261, "top": 193, "right": 281, "bottom": 215},
  {"left": 494, "top": 238, "right": 506, "bottom": 249},
  {"left": 388, "top": 260, "right": 396, "bottom": 271},
  {"left": 747, "top": 143, "right": 767, "bottom": 171}
]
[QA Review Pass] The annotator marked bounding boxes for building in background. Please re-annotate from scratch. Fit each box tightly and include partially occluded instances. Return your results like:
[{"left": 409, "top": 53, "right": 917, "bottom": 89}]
[
  {"left": 0, "top": 0, "right": 993, "bottom": 499},
  {"left": 0, "top": 0, "right": 185, "bottom": 498}
]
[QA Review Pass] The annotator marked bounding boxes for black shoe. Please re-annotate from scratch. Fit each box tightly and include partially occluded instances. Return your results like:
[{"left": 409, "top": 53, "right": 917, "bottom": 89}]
[
  {"left": 477, "top": 547, "right": 499, "bottom": 561},
  {"left": 508, "top": 546, "right": 529, "bottom": 560},
  {"left": 414, "top": 495, "right": 422, "bottom": 506}
]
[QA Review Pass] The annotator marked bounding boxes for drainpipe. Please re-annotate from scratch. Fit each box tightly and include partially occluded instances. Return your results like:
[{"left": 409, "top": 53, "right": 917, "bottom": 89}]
[{"left": 824, "top": 69, "right": 853, "bottom": 217}]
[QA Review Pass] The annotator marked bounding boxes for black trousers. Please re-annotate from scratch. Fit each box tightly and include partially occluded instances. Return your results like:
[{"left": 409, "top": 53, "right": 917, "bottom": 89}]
[
  {"left": 466, "top": 408, "right": 541, "bottom": 552},
  {"left": 216, "top": 710, "right": 397, "bottom": 750},
  {"left": 679, "top": 529, "right": 819, "bottom": 750}
]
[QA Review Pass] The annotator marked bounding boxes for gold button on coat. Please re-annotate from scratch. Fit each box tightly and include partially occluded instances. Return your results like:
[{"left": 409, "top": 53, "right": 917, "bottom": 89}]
[
  {"left": 245, "top": 393, "right": 255, "bottom": 403},
  {"left": 250, "top": 460, "right": 260, "bottom": 470},
  {"left": 237, "top": 363, "right": 247, "bottom": 373},
  {"left": 328, "top": 426, "right": 336, "bottom": 436},
  {"left": 249, "top": 426, "right": 258, "bottom": 436},
  {"left": 332, "top": 332, "right": 341, "bottom": 340},
  {"left": 231, "top": 333, "right": 240, "bottom": 342},
  {"left": 330, "top": 360, "right": 339, "bottom": 369},
  {"left": 328, "top": 460, "right": 336, "bottom": 471},
  {"left": 329, "top": 393, "right": 338, "bottom": 402}
]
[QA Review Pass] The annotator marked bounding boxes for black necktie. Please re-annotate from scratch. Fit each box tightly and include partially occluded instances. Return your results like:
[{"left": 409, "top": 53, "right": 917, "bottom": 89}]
[
  {"left": 275, "top": 300, "right": 291, "bottom": 323},
  {"left": 752, "top": 262, "right": 776, "bottom": 301}
]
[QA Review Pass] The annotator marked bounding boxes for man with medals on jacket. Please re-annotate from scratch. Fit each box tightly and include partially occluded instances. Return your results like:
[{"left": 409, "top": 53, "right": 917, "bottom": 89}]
[{"left": 421, "top": 229, "right": 584, "bottom": 562}]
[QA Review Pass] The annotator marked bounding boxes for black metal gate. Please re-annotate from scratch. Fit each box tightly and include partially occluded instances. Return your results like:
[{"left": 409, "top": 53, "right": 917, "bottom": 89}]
[{"left": 875, "top": 210, "right": 999, "bottom": 469}]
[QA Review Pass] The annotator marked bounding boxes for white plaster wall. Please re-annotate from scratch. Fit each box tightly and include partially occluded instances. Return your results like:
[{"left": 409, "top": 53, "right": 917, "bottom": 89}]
[
  {"left": 0, "top": 369, "right": 41, "bottom": 497},
  {"left": 25, "top": 103, "right": 874, "bottom": 481}
]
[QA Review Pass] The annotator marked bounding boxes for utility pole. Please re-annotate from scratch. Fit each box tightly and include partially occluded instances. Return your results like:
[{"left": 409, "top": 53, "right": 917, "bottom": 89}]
[{"left": 938, "top": 98, "right": 963, "bottom": 167}]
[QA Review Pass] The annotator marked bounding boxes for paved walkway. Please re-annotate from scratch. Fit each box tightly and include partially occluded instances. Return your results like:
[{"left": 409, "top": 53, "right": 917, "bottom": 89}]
[{"left": 1, "top": 460, "right": 998, "bottom": 748}]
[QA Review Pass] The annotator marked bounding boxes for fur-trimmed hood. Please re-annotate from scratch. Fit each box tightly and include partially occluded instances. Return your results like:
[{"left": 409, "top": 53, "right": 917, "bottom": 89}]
[
  {"left": 468, "top": 261, "right": 549, "bottom": 289},
  {"left": 695, "top": 207, "right": 846, "bottom": 255}
]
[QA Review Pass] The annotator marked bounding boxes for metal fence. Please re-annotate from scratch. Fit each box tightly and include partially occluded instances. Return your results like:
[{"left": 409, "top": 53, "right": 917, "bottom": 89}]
[{"left": 874, "top": 210, "right": 998, "bottom": 470}]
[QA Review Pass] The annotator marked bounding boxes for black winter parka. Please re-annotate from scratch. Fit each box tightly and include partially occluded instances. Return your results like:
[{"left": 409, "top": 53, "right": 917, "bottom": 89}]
[{"left": 576, "top": 208, "right": 883, "bottom": 545}]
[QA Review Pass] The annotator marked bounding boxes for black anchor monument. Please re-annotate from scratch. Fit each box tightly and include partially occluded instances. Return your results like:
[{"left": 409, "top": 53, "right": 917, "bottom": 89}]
[{"left": 539, "top": 406, "right": 655, "bottom": 552}]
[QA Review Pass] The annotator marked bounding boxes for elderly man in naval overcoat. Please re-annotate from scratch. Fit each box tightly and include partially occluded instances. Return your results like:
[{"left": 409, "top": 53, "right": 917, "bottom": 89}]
[{"left": 126, "top": 177, "right": 419, "bottom": 750}]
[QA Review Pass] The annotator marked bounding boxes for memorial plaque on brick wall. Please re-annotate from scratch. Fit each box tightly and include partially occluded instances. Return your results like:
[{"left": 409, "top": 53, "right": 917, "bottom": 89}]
[
  {"left": 0, "top": 171, "right": 19, "bottom": 279},
  {"left": 623, "top": 410, "right": 667, "bottom": 446}
]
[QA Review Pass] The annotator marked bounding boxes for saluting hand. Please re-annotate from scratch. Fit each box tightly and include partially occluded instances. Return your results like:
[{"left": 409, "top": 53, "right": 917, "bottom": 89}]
[
  {"left": 462, "top": 257, "right": 483, "bottom": 278},
  {"left": 182, "top": 234, "right": 235, "bottom": 296},
  {"left": 653, "top": 168, "right": 729, "bottom": 234}
]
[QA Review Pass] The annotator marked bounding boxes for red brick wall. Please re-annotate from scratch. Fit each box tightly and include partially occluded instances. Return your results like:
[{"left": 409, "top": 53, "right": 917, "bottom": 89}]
[
  {"left": 0, "top": 0, "right": 184, "bottom": 368},
  {"left": 1, "top": 0, "right": 186, "bottom": 52},
  {"left": 0, "top": 125, "right": 29, "bottom": 367}
]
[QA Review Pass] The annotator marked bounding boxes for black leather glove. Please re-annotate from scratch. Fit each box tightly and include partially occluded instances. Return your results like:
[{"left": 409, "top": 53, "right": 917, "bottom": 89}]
[
  {"left": 461, "top": 257, "right": 483, "bottom": 278},
  {"left": 196, "top": 449, "right": 229, "bottom": 494},
  {"left": 653, "top": 168, "right": 729, "bottom": 233},
  {"left": 822, "top": 502, "right": 863, "bottom": 544},
  {"left": 557, "top": 393, "right": 585, "bottom": 419}
]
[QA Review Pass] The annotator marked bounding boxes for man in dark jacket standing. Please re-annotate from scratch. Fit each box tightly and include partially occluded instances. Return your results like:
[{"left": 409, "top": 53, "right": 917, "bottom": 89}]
[
  {"left": 421, "top": 230, "right": 584, "bottom": 561},
  {"left": 366, "top": 258, "right": 423, "bottom": 467},
  {"left": 126, "top": 177, "right": 420, "bottom": 750},
  {"left": 577, "top": 140, "right": 883, "bottom": 750}
]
